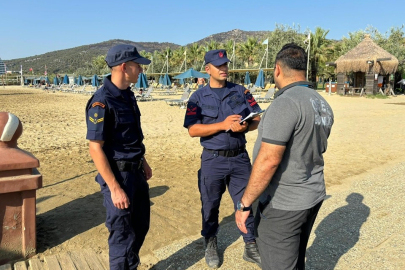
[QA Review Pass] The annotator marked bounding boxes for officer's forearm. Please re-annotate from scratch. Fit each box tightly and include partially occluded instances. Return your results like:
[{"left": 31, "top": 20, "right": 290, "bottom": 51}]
[
  {"left": 188, "top": 123, "right": 225, "bottom": 137},
  {"left": 89, "top": 141, "right": 121, "bottom": 191}
]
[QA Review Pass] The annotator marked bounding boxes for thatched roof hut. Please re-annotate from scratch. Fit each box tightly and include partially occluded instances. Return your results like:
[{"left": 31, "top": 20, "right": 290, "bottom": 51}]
[{"left": 335, "top": 34, "right": 398, "bottom": 75}]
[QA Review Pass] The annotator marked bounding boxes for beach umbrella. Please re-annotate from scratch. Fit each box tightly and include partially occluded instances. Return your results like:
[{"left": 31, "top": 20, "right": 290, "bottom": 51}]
[
  {"left": 179, "top": 78, "right": 184, "bottom": 85},
  {"left": 162, "top": 73, "right": 171, "bottom": 86},
  {"left": 92, "top": 75, "right": 99, "bottom": 87},
  {"left": 255, "top": 69, "right": 265, "bottom": 88},
  {"left": 45, "top": 76, "right": 50, "bottom": 84},
  {"left": 158, "top": 75, "right": 163, "bottom": 85},
  {"left": 53, "top": 77, "right": 59, "bottom": 85},
  {"left": 135, "top": 73, "right": 149, "bottom": 89},
  {"left": 63, "top": 74, "right": 69, "bottom": 84},
  {"left": 173, "top": 68, "right": 209, "bottom": 80},
  {"left": 76, "top": 75, "right": 84, "bottom": 86},
  {"left": 244, "top": 72, "right": 251, "bottom": 85}
]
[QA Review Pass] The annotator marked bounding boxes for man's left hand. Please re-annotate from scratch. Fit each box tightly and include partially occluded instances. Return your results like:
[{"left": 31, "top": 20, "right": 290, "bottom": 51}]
[
  {"left": 143, "top": 158, "right": 152, "bottom": 180},
  {"left": 235, "top": 209, "right": 250, "bottom": 234}
]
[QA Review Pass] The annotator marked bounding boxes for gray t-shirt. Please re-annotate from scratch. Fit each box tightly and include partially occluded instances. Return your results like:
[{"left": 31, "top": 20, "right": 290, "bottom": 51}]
[{"left": 253, "top": 82, "right": 334, "bottom": 211}]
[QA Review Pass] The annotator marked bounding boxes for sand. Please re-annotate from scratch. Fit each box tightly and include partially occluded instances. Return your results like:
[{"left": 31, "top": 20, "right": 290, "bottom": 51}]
[{"left": 1, "top": 86, "right": 405, "bottom": 269}]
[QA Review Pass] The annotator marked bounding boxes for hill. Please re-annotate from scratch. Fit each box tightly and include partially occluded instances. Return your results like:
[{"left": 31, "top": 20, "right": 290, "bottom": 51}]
[
  {"left": 4, "top": 39, "right": 180, "bottom": 75},
  {"left": 191, "top": 29, "right": 271, "bottom": 45},
  {"left": 4, "top": 30, "right": 273, "bottom": 74}
]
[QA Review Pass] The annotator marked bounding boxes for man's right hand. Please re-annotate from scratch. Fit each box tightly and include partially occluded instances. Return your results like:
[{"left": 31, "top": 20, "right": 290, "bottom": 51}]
[
  {"left": 111, "top": 186, "right": 130, "bottom": 209},
  {"left": 223, "top": 115, "right": 242, "bottom": 130}
]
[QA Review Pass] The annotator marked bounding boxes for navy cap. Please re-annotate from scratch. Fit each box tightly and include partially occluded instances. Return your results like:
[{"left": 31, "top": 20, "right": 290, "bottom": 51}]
[
  {"left": 204, "top": 49, "right": 231, "bottom": 66},
  {"left": 105, "top": 44, "right": 151, "bottom": 67}
]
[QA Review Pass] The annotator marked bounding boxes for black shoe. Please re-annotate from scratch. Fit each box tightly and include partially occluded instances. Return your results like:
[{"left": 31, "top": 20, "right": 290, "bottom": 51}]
[
  {"left": 204, "top": 236, "right": 220, "bottom": 268},
  {"left": 243, "top": 242, "right": 261, "bottom": 267}
]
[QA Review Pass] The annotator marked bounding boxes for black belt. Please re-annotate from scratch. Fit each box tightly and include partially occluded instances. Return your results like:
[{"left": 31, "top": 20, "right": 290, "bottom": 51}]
[
  {"left": 204, "top": 147, "right": 246, "bottom": 157},
  {"left": 115, "top": 159, "right": 143, "bottom": 172}
]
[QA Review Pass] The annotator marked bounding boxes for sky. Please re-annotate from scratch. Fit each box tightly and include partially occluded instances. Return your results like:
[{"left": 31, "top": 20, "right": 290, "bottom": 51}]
[{"left": 0, "top": 0, "right": 403, "bottom": 60}]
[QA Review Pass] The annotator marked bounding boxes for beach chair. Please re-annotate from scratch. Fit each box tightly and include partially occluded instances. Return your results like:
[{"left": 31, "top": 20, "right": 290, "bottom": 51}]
[
  {"left": 74, "top": 85, "right": 86, "bottom": 94},
  {"left": 137, "top": 86, "right": 153, "bottom": 101},
  {"left": 256, "top": 88, "right": 275, "bottom": 103},
  {"left": 165, "top": 86, "right": 191, "bottom": 106},
  {"left": 161, "top": 86, "right": 178, "bottom": 95}
]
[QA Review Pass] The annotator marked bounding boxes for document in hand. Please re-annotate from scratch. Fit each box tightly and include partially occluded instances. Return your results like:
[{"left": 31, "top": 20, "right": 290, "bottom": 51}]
[{"left": 239, "top": 109, "right": 265, "bottom": 124}]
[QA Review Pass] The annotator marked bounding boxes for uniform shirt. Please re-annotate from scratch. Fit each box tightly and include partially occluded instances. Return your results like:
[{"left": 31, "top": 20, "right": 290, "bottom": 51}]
[
  {"left": 253, "top": 81, "right": 334, "bottom": 211},
  {"left": 86, "top": 76, "right": 145, "bottom": 162},
  {"left": 184, "top": 82, "right": 261, "bottom": 150}
]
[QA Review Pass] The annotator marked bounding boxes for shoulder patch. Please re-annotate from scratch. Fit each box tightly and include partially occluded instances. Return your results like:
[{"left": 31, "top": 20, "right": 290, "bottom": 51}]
[
  {"left": 92, "top": 102, "right": 105, "bottom": 108},
  {"left": 244, "top": 89, "right": 250, "bottom": 95}
]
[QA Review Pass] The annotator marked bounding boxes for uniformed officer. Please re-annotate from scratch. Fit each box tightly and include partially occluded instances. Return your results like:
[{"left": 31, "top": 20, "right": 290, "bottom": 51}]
[
  {"left": 86, "top": 44, "right": 152, "bottom": 270},
  {"left": 183, "top": 49, "right": 262, "bottom": 268}
]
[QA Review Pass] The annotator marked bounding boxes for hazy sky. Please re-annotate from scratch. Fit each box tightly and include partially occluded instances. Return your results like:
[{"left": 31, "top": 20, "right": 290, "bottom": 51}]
[{"left": 0, "top": 0, "right": 403, "bottom": 60}]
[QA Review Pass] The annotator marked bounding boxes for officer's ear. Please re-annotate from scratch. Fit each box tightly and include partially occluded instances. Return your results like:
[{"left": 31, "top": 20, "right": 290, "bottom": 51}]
[{"left": 205, "top": 64, "right": 210, "bottom": 75}]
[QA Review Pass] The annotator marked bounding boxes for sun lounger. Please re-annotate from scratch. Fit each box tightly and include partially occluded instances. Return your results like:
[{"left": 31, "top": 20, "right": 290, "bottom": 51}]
[
  {"left": 137, "top": 86, "right": 153, "bottom": 101},
  {"left": 256, "top": 88, "right": 275, "bottom": 103},
  {"left": 165, "top": 86, "right": 191, "bottom": 106}
]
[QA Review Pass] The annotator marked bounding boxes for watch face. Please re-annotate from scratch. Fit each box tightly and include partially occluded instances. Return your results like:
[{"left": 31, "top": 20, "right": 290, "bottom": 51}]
[{"left": 237, "top": 201, "right": 243, "bottom": 211}]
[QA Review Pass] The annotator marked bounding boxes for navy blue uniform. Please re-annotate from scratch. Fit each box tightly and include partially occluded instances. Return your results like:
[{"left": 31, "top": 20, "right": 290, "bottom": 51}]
[
  {"left": 86, "top": 76, "right": 149, "bottom": 270},
  {"left": 184, "top": 82, "right": 261, "bottom": 243}
]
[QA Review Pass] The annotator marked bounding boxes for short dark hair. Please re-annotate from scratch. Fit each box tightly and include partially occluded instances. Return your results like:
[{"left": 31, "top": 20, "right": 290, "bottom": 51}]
[{"left": 275, "top": 43, "right": 307, "bottom": 71}]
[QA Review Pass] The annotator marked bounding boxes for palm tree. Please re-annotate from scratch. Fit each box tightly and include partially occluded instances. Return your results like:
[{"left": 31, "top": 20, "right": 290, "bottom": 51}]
[
  {"left": 238, "top": 37, "right": 259, "bottom": 68},
  {"left": 188, "top": 43, "right": 203, "bottom": 70},
  {"left": 308, "top": 27, "right": 330, "bottom": 87}
]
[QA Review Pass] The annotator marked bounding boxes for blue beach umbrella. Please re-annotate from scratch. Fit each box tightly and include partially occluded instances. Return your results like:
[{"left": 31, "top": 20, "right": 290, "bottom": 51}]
[
  {"left": 45, "top": 76, "right": 50, "bottom": 84},
  {"left": 63, "top": 74, "right": 69, "bottom": 84},
  {"left": 173, "top": 68, "right": 209, "bottom": 80},
  {"left": 179, "top": 78, "right": 184, "bottom": 85},
  {"left": 158, "top": 75, "right": 163, "bottom": 85},
  {"left": 255, "top": 69, "right": 264, "bottom": 88},
  {"left": 135, "top": 73, "right": 149, "bottom": 89},
  {"left": 53, "top": 77, "right": 59, "bottom": 85},
  {"left": 76, "top": 75, "right": 84, "bottom": 86},
  {"left": 92, "top": 75, "right": 99, "bottom": 87},
  {"left": 162, "top": 73, "right": 171, "bottom": 86},
  {"left": 244, "top": 72, "right": 251, "bottom": 85}
]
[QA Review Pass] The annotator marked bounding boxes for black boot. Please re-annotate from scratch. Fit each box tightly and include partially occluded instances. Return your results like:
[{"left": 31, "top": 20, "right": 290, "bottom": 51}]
[
  {"left": 204, "top": 236, "right": 220, "bottom": 268},
  {"left": 243, "top": 242, "right": 261, "bottom": 267}
]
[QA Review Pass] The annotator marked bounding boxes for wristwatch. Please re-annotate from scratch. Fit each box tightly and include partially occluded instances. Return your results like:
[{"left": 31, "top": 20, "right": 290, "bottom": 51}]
[{"left": 237, "top": 200, "right": 252, "bottom": 212}]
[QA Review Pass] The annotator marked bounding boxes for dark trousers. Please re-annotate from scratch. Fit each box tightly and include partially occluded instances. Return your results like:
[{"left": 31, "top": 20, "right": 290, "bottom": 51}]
[
  {"left": 199, "top": 150, "right": 255, "bottom": 243},
  {"left": 256, "top": 200, "right": 323, "bottom": 270},
  {"left": 98, "top": 168, "right": 150, "bottom": 270}
]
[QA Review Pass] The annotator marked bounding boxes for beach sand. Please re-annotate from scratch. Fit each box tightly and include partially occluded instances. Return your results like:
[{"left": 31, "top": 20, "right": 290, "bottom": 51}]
[{"left": 1, "top": 86, "right": 405, "bottom": 269}]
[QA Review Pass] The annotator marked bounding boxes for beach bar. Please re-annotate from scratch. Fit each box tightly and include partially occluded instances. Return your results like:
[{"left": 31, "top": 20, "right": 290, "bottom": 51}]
[{"left": 333, "top": 34, "right": 398, "bottom": 95}]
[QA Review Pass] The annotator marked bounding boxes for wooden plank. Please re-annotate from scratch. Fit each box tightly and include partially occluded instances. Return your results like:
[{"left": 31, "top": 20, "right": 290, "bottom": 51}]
[
  {"left": 28, "top": 258, "right": 44, "bottom": 270},
  {"left": 56, "top": 253, "right": 76, "bottom": 270},
  {"left": 13, "top": 261, "right": 27, "bottom": 270},
  {"left": 68, "top": 251, "right": 91, "bottom": 270},
  {"left": 82, "top": 250, "right": 107, "bottom": 270},
  {"left": 43, "top": 255, "right": 61, "bottom": 270},
  {"left": 0, "top": 264, "right": 12, "bottom": 270}
]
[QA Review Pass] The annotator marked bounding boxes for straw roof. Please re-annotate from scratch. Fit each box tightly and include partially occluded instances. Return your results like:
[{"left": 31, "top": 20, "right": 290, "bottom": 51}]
[{"left": 335, "top": 35, "right": 398, "bottom": 75}]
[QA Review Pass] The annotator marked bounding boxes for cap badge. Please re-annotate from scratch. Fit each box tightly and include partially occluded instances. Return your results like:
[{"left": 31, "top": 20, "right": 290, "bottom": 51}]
[{"left": 219, "top": 51, "right": 224, "bottom": 58}]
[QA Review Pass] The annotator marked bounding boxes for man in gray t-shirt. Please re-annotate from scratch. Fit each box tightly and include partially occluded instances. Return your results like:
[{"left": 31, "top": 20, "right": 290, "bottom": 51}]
[{"left": 235, "top": 44, "right": 334, "bottom": 270}]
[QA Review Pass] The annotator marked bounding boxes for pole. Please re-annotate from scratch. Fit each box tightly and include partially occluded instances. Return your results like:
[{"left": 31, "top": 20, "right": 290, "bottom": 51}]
[
  {"left": 232, "top": 40, "right": 235, "bottom": 70},
  {"left": 266, "top": 42, "right": 269, "bottom": 69},
  {"left": 328, "top": 78, "right": 331, "bottom": 96},
  {"left": 306, "top": 33, "right": 311, "bottom": 81}
]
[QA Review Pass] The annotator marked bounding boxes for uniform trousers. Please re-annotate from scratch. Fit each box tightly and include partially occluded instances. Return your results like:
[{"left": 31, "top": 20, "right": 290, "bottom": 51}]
[
  {"left": 198, "top": 149, "right": 255, "bottom": 242},
  {"left": 255, "top": 200, "right": 323, "bottom": 270},
  {"left": 98, "top": 167, "right": 150, "bottom": 270}
]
